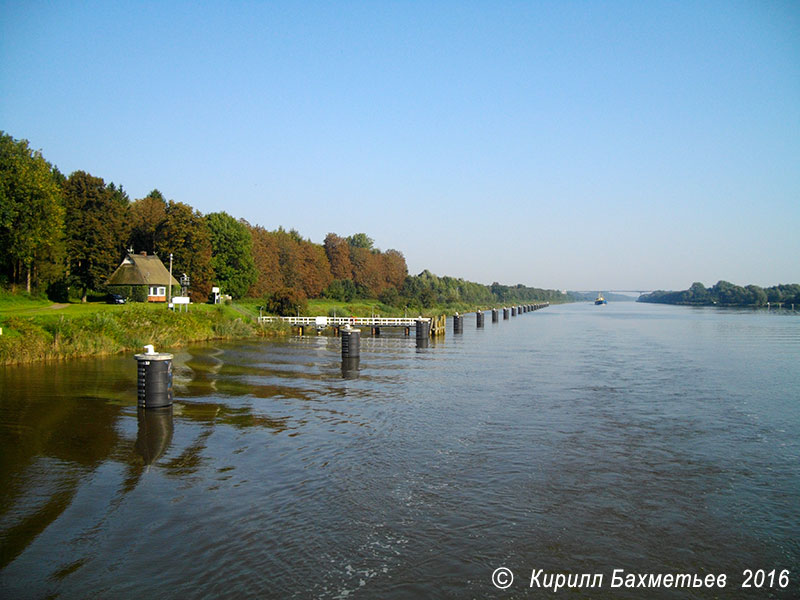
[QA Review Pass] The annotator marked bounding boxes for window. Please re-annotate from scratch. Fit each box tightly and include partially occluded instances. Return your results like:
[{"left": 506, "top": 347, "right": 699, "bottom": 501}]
[{"left": 149, "top": 286, "right": 166, "bottom": 297}]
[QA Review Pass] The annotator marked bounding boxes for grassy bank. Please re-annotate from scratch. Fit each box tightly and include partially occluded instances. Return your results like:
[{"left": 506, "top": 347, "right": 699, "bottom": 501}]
[{"left": 0, "top": 294, "right": 291, "bottom": 365}]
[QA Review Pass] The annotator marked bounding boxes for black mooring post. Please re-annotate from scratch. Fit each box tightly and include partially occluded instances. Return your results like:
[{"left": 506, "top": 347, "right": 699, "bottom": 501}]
[
  {"left": 341, "top": 327, "right": 361, "bottom": 358},
  {"left": 135, "top": 345, "right": 174, "bottom": 409},
  {"left": 416, "top": 318, "right": 430, "bottom": 348}
]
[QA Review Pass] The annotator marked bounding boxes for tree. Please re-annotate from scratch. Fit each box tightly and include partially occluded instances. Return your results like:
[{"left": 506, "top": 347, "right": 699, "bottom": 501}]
[
  {"left": 323, "top": 233, "right": 353, "bottom": 280},
  {"left": 158, "top": 201, "right": 214, "bottom": 302},
  {"left": 274, "top": 227, "right": 302, "bottom": 292},
  {"left": 381, "top": 248, "right": 408, "bottom": 290},
  {"left": 206, "top": 211, "right": 257, "bottom": 299},
  {"left": 248, "top": 224, "right": 284, "bottom": 297},
  {"left": 347, "top": 232, "right": 374, "bottom": 250},
  {"left": 687, "top": 282, "right": 710, "bottom": 304},
  {"left": 296, "top": 242, "right": 332, "bottom": 298},
  {"left": 350, "top": 245, "right": 383, "bottom": 296},
  {"left": 63, "top": 171, "right": 129, "bottom": 301},
  {"left": 128, "top": 190, "right": 167, "bottom": 254},
  {"left": 0, "top": 132, "right": 65, "bottom": 292},
  {"left": 746, "top": 285, "right": 767, "bottom": 306}
]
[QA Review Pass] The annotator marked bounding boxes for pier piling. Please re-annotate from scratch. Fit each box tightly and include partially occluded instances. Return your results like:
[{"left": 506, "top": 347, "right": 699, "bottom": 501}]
[
  {"left": 416, "top": 318, "right": 430, "bottom": 348},
  {"left": 453, "top": 313, "right": 463, "bottom": 334}
]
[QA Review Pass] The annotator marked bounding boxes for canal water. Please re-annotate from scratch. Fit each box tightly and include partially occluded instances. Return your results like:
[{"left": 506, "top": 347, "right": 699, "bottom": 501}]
[{"left": 1, "top": 302, "right": 798, "bottom": 599}]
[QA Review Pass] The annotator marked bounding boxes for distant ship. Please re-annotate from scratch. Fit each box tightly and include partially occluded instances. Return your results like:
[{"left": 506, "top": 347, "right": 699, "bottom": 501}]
[{"left": 595, "top": 293, "right": 608, "bottom": 305}]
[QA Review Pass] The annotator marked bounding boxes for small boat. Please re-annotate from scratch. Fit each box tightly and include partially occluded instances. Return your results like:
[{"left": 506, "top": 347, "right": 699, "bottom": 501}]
[{"left": 594, "top": 293, "right": 607, "bottom": 305}]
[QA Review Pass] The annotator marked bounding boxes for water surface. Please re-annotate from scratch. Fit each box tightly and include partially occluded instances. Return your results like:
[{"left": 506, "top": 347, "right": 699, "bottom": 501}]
[{"left": 1, "top": 302, "right": 799, "bottom": 598}]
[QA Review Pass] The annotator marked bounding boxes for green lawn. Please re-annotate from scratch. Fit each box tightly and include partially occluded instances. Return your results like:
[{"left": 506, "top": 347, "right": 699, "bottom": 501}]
[
  {"left": 0, "top": 291, "right": 53, "bottom": 315},
  {"left": 0, "top": 296, "right": 162, "bottom": 318},
  {"left": 0, "top": 293, "right": 252, "bottom": 334}
]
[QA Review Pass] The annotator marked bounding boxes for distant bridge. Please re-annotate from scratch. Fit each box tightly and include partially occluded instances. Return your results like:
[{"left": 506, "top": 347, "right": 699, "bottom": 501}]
[{"left": 573, "top": 290, "right": 654, "bottom": 295}]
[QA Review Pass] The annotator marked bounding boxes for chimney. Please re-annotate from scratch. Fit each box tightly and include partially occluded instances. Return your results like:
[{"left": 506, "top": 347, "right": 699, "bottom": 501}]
[{"left": 140, "top": 251, "right": 147, "bottom": 256}]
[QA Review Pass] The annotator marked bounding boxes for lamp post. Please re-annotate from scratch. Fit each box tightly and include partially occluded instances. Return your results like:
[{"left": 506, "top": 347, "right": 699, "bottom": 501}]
[{"left": 168, "top": 253, "right": 173, "bottom": 306}]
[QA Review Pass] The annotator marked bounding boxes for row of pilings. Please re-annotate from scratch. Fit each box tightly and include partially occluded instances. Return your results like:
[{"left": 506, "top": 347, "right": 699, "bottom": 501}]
[
  {"left": 136, "top": 303, "right": 551, "bottom": 406},
  {"left": 339, "top": 303, "right": 549, "bottom": 377}
]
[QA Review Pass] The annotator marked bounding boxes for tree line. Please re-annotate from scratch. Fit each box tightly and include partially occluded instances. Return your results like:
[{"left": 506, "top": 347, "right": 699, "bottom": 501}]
[
  {"left": 1, "top": 131, "right": 568, "bottom": 312},
  {"left": 638, "top": 281, "right": 800, "bottom": 307}
]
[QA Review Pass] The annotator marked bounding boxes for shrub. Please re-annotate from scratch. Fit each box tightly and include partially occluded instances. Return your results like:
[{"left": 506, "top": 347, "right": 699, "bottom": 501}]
[
  {"left": 378, "top": 287, "right": 399, "bottom": 306},
  {"left": 130, "top": 285, "right": 148, "bottom": 303},
  {"left": 46, "top": 280, "right": 70, "bottom": 303},
  {"left": 265, "top": 287, "right": 308, "bottom": 316},
  {"left": 323, "top": 279, "right": 358, "bottom": 302}
]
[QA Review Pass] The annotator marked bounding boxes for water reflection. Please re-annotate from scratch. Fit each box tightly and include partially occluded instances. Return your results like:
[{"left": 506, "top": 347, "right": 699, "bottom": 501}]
[
  {"left": 0, "top": 351, "right": 299, "bottom": 571},
  {"left": 0, "top": 360, "right": 127, "bottom": 569},
  {"left": 135, "top": 407, "right": 174, "bottom": 465},
  {"left": 179, "top": 401, "right": 290, "bottom": 432},
  {"left": 177, "top": 346, "right": 224, "bottom": 393}
]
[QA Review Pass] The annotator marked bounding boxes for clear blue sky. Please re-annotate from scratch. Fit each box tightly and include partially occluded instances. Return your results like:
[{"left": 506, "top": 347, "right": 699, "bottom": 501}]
[{"left": 2, "top": 1, "right": 798, "bottom": 290}]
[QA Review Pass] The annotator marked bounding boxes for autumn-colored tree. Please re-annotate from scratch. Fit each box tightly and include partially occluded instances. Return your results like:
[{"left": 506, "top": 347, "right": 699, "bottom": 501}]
[
  {"left": 248, "top": 224, "right": 284, "bottom": 297},
  {"left": 0, "top": 132, "right": 65, "bottom": 292},
  {"left": 381, "top": 249, "right": 408, "bottom": 290},
  {"left": 273, "top": 227, "right": 301, "bottom": 292},
  {"left": 269, "top": 227, "right": 332, "bottom": 298},
  {"left": 63, "top": 171, "right": 130, "bottom": 301},
  {"left": 350, "top": 245, "right": 386, "bottom": 297},
  {"left": 323, "top": 233, "right": 352, "bottom": 280},
  {"left": 296, "top": 242, "right": 332, "bottom": 298},
  {"left": 158, "top": 201, "right": 214, "bottom": 302}
]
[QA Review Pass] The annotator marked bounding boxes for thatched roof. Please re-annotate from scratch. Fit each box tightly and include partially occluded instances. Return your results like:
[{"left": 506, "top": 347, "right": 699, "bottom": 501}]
[{"left": 106, "top": 253, "right": 180, "bottom": 286}]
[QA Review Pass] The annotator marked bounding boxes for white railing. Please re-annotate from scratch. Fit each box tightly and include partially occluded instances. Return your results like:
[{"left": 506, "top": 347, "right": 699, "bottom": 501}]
[
  {"left": 257, "top": 304, "right": 549, "bottom": 328},
  {"left": 258, "top": 315, "right": 430, "bottom": 327}
]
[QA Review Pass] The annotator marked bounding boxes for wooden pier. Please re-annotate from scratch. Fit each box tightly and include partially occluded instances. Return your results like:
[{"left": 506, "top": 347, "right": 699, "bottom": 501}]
[
  {"left": 429, "top": 314, "right": 446, "bottom": 337},
  {"left": 258, "top": 315, "right": 428, "bottom": 328},
  {"left": 258, "top": 303, "right": 549, "bottom": 337}
]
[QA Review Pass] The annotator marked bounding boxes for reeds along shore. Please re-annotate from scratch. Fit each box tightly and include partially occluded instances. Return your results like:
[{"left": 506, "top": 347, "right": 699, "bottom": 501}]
[{"left": 0, "top": 304, "right": 273, "bottom": 366}]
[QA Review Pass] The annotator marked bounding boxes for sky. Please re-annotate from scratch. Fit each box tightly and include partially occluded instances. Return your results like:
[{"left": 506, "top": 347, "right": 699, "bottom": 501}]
[{"left": 1, "top": 1, "right": 798, "bottom": 291}]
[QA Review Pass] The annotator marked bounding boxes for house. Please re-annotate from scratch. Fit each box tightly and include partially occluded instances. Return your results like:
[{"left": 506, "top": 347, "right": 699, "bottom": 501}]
[{"left": 106, "top": 251, "right": 180, "bottom": 302}]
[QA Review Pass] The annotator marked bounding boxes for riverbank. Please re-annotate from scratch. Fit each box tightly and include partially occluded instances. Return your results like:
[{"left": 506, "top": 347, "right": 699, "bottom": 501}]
[
  {"left": 0, "top": 301, "right": 279, "bottom": 365},
  {"left": 0, "top": 295, "right": 518, "bottom": 365}
]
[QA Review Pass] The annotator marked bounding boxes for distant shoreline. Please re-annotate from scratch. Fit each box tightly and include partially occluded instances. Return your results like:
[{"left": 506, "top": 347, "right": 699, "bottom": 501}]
[{"left": 638, "top": 281, "right": 799, "bottom": 309}]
